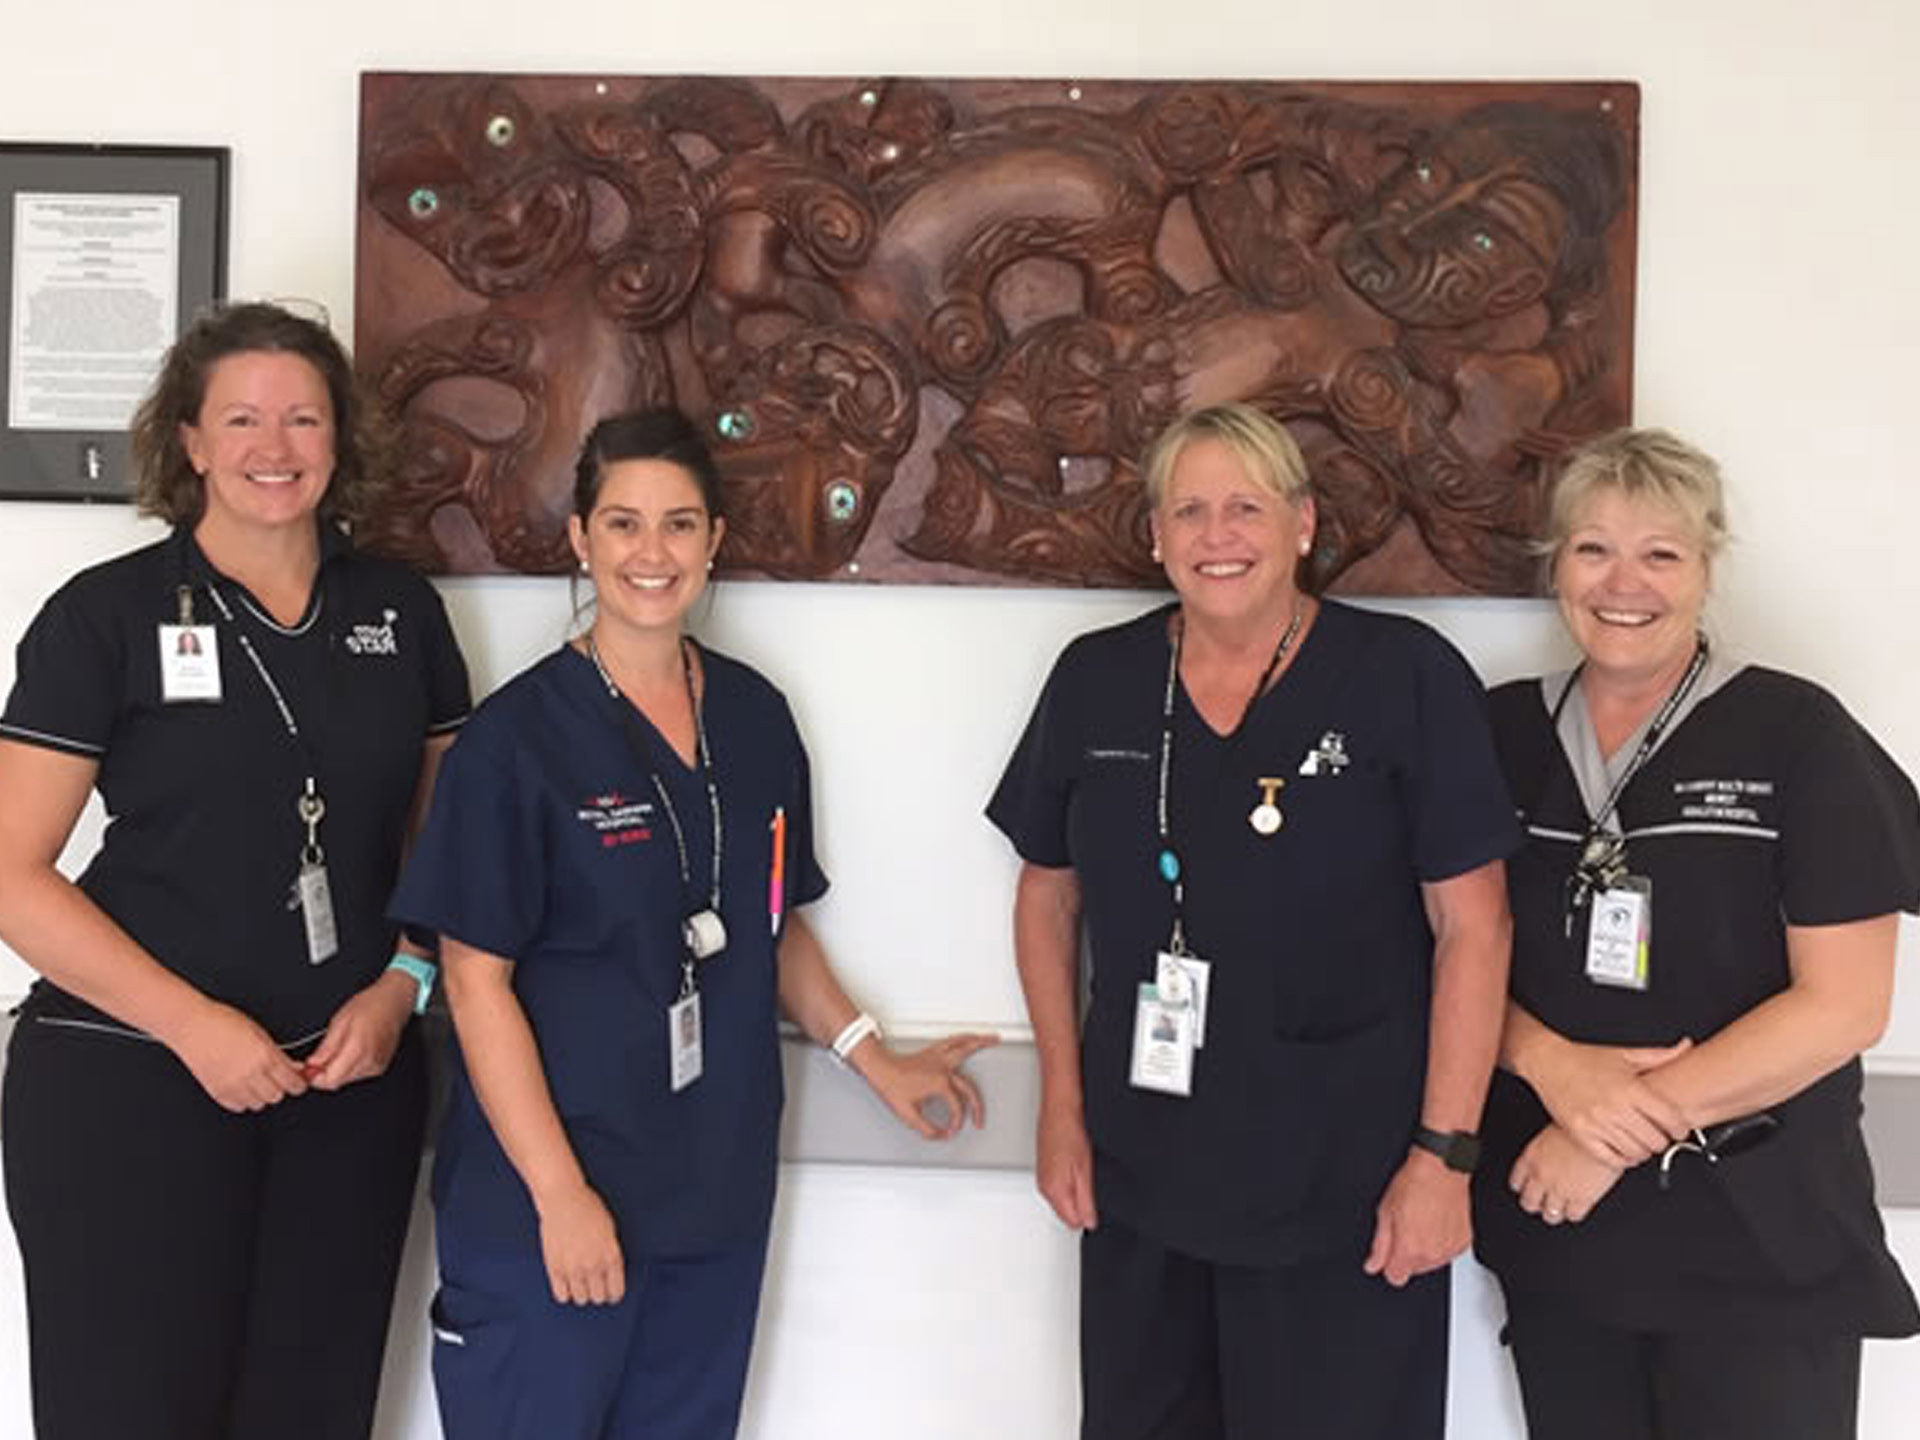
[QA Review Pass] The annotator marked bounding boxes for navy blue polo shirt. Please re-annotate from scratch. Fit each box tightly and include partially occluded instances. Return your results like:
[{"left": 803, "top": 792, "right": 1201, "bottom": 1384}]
[
  {"left": 0, "top": 527, "right": 470, "bottom": 1041},
  {"left": 391, "top": 643, "right": 828, "bottom": 1258},
  {"left": 989, "top": 600, "right": 1520, "bottom": 1265}
]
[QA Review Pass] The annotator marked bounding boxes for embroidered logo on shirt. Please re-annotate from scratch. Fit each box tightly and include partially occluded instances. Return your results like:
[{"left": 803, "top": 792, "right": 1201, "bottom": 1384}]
[
  {"left": 1671, "top": 777, "right": 1774, "bottom": 825},
  {"left": 1085, "top": 747, "right": 1152, "bottom": 763},
  {"left": 577, "top": 792, "right": 655, "bottom": 848},
  {"left": 1297, "top": 730, "right": 1350, "bottom": 776},
  {"left": 344, "top": 608, "right": 400, "bottom": 656}
]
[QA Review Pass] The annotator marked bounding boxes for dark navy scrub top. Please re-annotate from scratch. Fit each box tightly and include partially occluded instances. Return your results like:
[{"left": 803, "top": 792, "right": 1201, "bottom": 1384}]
[
  {"left": 990, "top": 600, "right": 1520, "bottom": 1267},
  {"left": 1477, "top": 666, "right": 1920, "bottom": 1336},
  {"left": 391, "top": 643, "right": 827, "bottom": 1258},
  {"left": 0, "top": 527, "right": 471, "bottom": 1041}
]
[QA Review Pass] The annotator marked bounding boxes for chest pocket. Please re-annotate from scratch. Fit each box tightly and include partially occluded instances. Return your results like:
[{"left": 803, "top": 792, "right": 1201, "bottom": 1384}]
[{"left": 1067, "top": 744, "right": 1158, "bottom": 880}]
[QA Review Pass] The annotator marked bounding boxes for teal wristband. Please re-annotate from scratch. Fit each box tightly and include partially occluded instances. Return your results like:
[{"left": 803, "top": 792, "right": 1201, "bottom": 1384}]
[{"left": 387, "top": 953, "right": 437, "bottom": 1015}]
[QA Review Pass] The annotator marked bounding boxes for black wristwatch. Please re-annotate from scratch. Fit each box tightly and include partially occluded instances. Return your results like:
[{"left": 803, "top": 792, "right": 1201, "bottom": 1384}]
[{"left": 1411, "top": 1125, "right": 1481, "bottom": 1174}]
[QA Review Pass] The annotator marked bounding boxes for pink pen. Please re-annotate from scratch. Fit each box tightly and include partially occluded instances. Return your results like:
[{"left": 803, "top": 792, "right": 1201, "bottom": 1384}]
[{"left": 769, "top": 807, "right": 786, "bottom": 936}]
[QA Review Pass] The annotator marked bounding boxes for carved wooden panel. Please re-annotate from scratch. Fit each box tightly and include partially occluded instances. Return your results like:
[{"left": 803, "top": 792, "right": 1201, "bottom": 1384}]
[{"left": 355, "top": 75, "right": 1637, "bottom": 593}]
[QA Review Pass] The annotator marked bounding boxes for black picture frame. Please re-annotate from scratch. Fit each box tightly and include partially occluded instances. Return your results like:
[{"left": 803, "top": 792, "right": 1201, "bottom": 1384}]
[{"left": 0, "top": 143, "right": 228, "bottom": 501}]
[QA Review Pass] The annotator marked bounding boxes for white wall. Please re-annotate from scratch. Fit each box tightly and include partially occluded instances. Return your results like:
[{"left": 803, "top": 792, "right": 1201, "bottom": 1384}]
[{"left": 2, "top": 1, "right": 1918, "bottom": 1435}]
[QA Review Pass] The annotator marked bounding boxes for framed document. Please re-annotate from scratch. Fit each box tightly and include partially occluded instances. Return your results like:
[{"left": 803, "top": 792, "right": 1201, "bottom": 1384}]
[{"left": 1, "top": 143, "right": 228, "bottom": 501}]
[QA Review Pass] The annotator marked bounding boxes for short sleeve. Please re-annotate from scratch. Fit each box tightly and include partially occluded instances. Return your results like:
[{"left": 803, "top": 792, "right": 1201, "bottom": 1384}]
[
  {"left": 1780, "top": 689, "right": 1920, "bottom": 925},
  {"left": 0, "top": 574, "right": 125, "bottom": 759},
  {"left": 389, "top": 725, "right": 546, "bottom": 958},
  {"left": 781, "top": 699, "right": 830, "bottom": 909},
  {"left": 986, "top": 647, "right": 1082, "bottom": 867},
  {"left": 416, "top": 582, "right": 472, "bottom": 737},
  {"left": 1398, "top": 629, "right": 1523, "bottom": 882}
]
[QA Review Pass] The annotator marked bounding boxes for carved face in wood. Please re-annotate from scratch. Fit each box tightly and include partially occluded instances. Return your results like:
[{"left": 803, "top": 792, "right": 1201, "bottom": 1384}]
[{"left": 1338, "top": 147, "right": 1571, "bottom": 330}]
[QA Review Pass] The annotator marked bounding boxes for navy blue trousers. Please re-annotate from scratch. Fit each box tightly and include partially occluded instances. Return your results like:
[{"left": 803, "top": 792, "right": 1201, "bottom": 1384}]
[
  {"left": 1080, "top": 1217, "right": 1448, "bottom": 1440},
  {"left": 431, "top": 1229, "right": 769, "bottom": 1440}
]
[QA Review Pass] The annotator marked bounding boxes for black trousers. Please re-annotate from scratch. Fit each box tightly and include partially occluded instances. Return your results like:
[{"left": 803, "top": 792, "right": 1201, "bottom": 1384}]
[
  {"left": 1080, "top": 1217, "right": 1448, "bottom": 1440},
  {"left": 3, "top": 1016, "right": 428, "bottom": 1440},
  {"left": 1502, "top": 1288, "right": 1863, "bottom": 1440}
]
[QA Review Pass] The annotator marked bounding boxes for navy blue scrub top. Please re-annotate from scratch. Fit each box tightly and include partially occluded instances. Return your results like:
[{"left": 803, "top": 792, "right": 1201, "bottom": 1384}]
[
  {"left": 392, "top": 643, "right": 827, "bottom": 1257},
  {"left": 0, "top": 527, "right": 470, "bottom": 1041},
  {"left": 989, "top": 600, "right": 1520, "bottom": 1266}
]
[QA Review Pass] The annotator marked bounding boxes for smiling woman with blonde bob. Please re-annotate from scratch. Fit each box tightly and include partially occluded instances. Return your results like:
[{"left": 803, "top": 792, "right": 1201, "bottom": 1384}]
[
  {"left": 1475, "top": 427, "right": 1920, "bottom": 1440},
  {"left": 990, "top": 402, "right": 1519, "bottom": 1440}
]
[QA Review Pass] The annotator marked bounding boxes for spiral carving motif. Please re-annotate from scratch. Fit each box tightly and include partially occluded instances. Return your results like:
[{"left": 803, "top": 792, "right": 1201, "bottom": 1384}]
[
  {"left": 358, "top": 73, "right": 1635, "bottom": 592},
  {"left": 1328, "top": 349, "right": 1412, "bottom": 434},
  {"left": 788, "top": 182, "right": 876, "bottom": 273},
  {"left": 595, "top": 245, "right": 701, "bottom": 331},
  {"left": 1138, "top": 90, "right": 1239, "bottom": 178},
  {"left": 925, "top": 297, "right": 1003, "bottom": 389}
]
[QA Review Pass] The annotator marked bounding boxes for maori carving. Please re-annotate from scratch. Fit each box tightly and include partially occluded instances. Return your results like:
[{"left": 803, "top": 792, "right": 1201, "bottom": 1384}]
[{"left": 356, "top": 75, "right": 1637, "bottom": 593}]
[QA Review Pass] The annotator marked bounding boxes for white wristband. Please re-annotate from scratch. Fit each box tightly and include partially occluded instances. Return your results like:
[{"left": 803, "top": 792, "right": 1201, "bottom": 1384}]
[{"left": 829, "top": 1011, "right": 882, "bottom": 1066}]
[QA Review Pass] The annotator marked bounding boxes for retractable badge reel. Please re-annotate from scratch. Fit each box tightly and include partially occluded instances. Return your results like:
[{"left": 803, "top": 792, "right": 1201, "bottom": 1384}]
[
  {"left": 293, "top": 779, "right": 339, "bottom": 964},
  {"left": 669, "top": 910, "right": 727, "bottom": 1094}
]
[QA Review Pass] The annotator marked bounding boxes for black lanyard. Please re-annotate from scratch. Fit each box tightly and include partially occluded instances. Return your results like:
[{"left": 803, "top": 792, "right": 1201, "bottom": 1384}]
[
  {"left": 586, "top": 636, "right": 723, "bottom": 918},
  {"left": 1154, "top": 604, "right": 1305, "bottom": 954},
  {"left": 1551, "top": 637, "right": 1708, "bottom": 929}
]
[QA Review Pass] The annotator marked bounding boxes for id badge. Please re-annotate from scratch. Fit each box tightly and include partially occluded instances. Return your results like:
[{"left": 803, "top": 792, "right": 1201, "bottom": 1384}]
[
  {"left": 1585, "top": 877, "right": 1651, "bottom": 990},
  {"left": 1155, "top": 951, "right": 1212, "bottom": 1049},
  {"left": 295, "top": 861, "right": 339, "bottom": 965},
  {"left": 1128, "top": 983, "right": 1194, "bottom": 1097},
  {"left": 158, "top": 625, "right": 222, "bottom": 703},
  {"left": 669, "top": 991, "right": 704, "bottom": 1092}
]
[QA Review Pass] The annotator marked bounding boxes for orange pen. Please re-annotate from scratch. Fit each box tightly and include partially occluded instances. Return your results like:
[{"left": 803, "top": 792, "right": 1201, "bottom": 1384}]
[{"left": 768, "top": 806, "right": 786, "bottom": 936}]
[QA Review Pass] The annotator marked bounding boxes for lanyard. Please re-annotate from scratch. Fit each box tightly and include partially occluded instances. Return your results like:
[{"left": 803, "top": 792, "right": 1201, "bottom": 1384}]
[
  {"left": 203, "top": 582, "right": 329, "bottom": 867},
  {"left": 587, "top": 636, "right": 724, "bottom": 918},
  {"left": 1154, "top": 604, "right": 1305, "bottom": 954},
  {"left": 1551, "top": 637, "right": 1708, "bottom": 929}
]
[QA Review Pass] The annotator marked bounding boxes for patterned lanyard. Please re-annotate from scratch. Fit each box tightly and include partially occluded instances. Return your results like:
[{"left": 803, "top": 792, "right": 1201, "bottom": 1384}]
[{"left": 1154, "top": 604, "right": 1305, "bottom": 954}]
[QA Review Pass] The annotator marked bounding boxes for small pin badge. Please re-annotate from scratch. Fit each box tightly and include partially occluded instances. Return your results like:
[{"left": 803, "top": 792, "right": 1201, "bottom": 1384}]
[
  {"left": 1249, "top": 776, "right": 1285, "bottom": 835},
  {"left": 1298, "top": 730, "right": 1350, "bottom": 776}
]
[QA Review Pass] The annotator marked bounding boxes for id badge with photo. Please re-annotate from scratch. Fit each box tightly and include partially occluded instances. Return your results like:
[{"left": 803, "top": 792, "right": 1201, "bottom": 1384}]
[
  {"left": 669, "top": 991, "right": 704, "bottom": 1092},
  {"left": 1155, "top": 950, "right": 1213, "bottom": 1049},
  {"left": 158, "top": 625, "right": 222, "bottom": 703},
  {"left": 1129, "top": 982, "right": 1194, "bottom": 1097},
  {"left": 295, "top": 861, "right": 339, "bottom": 965},
  {"left": 1585, "top": 877, "right": 1651, "bottom": 990}
]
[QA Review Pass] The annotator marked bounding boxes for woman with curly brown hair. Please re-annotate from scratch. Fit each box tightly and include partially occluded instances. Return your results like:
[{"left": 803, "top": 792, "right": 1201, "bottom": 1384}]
[{"left": 0, "top": 301, "right": 470, "bottom": 1439}]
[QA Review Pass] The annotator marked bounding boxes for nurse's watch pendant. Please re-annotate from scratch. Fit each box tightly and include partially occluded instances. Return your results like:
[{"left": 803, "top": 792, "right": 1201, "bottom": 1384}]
[{"left": 1248, "top": 776, "right": 1285, "bottom": 836}]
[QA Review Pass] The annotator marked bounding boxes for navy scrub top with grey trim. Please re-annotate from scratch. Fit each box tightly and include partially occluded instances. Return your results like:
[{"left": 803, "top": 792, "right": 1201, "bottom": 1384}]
[
  {"left": 0, "top": 527, "right": 471, "bottom": 1042},
  {"left": 390, "top": 643, "right": 827, "bottom": 1258},
  {"left": 989, "top": 600, "right": 1521, "bottom": 1267},
  {"left": 1475, "top": 665, "right": 1920, "bottom": 1336}
]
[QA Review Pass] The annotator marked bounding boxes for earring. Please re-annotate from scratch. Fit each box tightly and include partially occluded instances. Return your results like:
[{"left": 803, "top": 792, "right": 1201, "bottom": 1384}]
[
  {"left": 1299, "top": 539, "right": 1312, "bottom": 556},
  {"left": 1151, "top": 545, "right": 1163, "bottom": 563},
  {"left": 579, "top": 558, "right": 589, "bottom": 573},
  {"left": 706, "top": 559, "right": 714, "bottom": 573}
]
